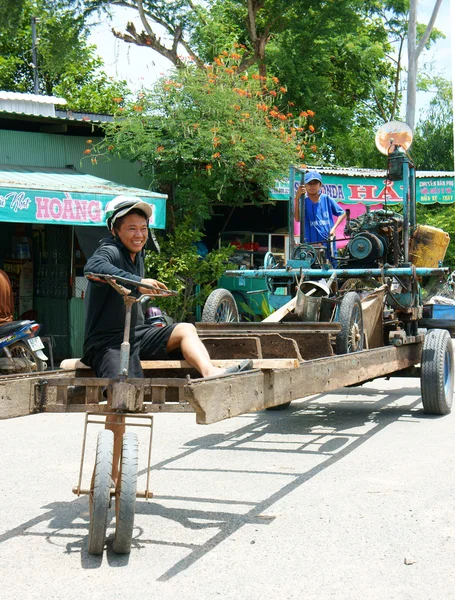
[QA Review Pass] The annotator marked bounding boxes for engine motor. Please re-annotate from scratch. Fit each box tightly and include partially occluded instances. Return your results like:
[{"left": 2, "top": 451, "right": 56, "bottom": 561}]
[{"left": 340, "top": 207, "right": 404, "bottom": 268}]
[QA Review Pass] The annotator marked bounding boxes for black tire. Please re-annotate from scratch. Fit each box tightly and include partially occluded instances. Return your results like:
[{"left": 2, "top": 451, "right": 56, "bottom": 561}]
[
  {"left": 202, "top": 289, "right": 239, "bottom": 323},
  {"left": 266, "top": 401, "right": 292, "bottom": 411},
  {"left": 421, "top": 329, "right": 454, "bottom": 415},
  {"left": 88, "top": 429, "right": 114, "bottom": 555},
  {"left": 335, "top": 292, "right": 364, "bottom": 355},
  {"left": 113, "top": 432, "right": 139, "bottom": 554},
  {"left": 9, "top": 341, "right": 46, "bottom": 372}
]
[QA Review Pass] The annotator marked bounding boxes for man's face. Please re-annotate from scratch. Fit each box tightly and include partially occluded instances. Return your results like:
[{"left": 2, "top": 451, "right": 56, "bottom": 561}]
[
  {"left": 305, "top": 180, "right": 322, "bottom": 194},
  {"left": 115, "top": 213, "right": 148, "bottom": 254}
]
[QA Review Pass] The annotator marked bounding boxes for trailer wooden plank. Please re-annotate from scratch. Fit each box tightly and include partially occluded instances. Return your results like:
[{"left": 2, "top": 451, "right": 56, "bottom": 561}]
[{"left": 184, "top": 343, "right": 422, "bottom": 424}]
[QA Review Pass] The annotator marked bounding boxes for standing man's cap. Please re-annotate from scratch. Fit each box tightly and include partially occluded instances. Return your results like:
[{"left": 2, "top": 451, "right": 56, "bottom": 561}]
[{"left": 304, "top": 171, "right": 323, "bottom": 184}]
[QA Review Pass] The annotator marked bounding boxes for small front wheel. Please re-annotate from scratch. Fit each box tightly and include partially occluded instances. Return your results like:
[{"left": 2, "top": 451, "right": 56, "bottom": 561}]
[
  {"left": 421, "top": 329, "right": 454, "bottom": 415},
  {"left": 88, "top": 429, "right": 114, "bottom": 555},
  {"left": 113, "top": 432, "right": 139, "bottom": 554}
]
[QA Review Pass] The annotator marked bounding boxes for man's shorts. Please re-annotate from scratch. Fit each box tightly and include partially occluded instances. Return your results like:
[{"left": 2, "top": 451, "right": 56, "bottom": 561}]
[{"left": 90, "top": 323, "right": 181, "bottom": 379}]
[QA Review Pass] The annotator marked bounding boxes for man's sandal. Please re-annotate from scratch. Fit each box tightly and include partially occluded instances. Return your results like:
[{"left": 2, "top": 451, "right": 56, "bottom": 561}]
[{"left": 223, "top": 358, "right": 254, "bottom": 375}]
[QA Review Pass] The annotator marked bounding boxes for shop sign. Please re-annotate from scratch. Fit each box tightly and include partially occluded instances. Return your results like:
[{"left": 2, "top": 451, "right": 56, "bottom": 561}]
[
  {"left": 269, "top": 174, "right": 455, "bottom": 204},
  {"left": 0, "top": 189, "right": 166, "bottom": 229}
]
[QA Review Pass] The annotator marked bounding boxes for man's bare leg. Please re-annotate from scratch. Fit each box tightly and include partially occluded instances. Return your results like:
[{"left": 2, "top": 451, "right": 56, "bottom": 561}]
[{"left": 166, "top": 323, "right": 225, "bottom": 377}]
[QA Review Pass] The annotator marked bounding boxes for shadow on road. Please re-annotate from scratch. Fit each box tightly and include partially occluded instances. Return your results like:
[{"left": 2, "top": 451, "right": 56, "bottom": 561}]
[{"left": 0, "top": 383, "right": 427, "bottom": 576}]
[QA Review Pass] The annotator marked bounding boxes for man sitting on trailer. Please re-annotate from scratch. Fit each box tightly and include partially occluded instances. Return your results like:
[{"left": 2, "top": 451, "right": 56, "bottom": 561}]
[
  {"left": 82, "top": 196, "right": 252, "bottom": 380},
  {"left": 294, "top": 171, "right": 346, "bottom": 265}
]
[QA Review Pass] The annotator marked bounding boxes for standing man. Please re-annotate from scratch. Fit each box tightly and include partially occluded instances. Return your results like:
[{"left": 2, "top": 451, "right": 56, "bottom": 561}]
[
  {"left": 0, "top": 269, "right": 14, "bottom": 324},
  {"left": 294, "top": 171, "right": 346, "bottom": 264}
]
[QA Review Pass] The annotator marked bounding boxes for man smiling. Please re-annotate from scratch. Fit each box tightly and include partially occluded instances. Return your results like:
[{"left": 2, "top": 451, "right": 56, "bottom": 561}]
[{"left": 82, "top": 196, "right": 252, "bottom": 380}]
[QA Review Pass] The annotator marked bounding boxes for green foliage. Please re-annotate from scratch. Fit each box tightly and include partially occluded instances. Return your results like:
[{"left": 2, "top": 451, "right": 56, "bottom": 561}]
[
  {"left": 238, "top": 295, "right": 273, "bottom": 321},
  {"left": 144, "top": 217, "right": 235, "bottom": 321},
  {"left": 0, "top": 0, "right": 130, "bottom": 113},
  {"left": 412, "top": 77, "right": 454, "bottom": 171},
  {"left": 97, "top": 53, "right": 318, "bottom": 229}
]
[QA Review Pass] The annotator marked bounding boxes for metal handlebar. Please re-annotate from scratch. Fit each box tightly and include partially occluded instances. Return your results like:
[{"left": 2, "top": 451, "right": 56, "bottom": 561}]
[{"left": 85, "top": 272, "right": 178, "bottom": 296}]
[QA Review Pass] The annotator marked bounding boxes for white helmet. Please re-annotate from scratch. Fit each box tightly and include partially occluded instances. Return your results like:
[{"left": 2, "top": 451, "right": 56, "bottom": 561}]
[{"left": 105, "top": 195, "right": 153, "bottom": 230}]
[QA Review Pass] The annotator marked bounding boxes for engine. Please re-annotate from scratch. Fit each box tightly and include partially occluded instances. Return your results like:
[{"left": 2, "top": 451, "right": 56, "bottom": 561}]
[{"left": 339, "top": 207, "right": 404, "bottom": 268}]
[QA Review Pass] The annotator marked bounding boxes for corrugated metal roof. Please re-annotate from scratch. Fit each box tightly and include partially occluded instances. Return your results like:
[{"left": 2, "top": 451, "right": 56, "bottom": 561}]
[
  {"left": 0, "top": 109, "right": 110, "bottom": 124},
  {"left": 298, "top": 165, "right": 455, "bottom": 178},
  {"left": 0, "top": 164, "right": 166, "bottom": 199},
  {"left": 0, "top": 92, "right": 67, "bottom": 104}
]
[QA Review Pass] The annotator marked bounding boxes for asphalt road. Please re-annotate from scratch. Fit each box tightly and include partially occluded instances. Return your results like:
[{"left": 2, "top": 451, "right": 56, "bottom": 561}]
[{"left": 1, "top": 377, "right": 455, "bottom": 600}]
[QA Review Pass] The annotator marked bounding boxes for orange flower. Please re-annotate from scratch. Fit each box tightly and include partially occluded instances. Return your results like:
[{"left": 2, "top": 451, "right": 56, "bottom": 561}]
[
  {"left": 86, "top": 139, "right": 93, "bottom": 144},
  {"left": 233, "top": 104, "right": 241, "bottom": 111},
  {"left": 225, "top": 68, "right": 234, "bottom": 75},
  {"left": 269, "top": 90, "right": 277, "bottom": 97},
  {"left": 193, "top": 123, "right": 199, "bottom": 129},
  {"left": 83, "top": 149, "right": 91, "bottom": 155},
  {"left": 214, "top": 57, "right": 223, "bottom": 66},
  {"left": 237, "top": 161, "right": 246, "bottom": 167},
  {"left": 272, "top": 76, "right": 279, "bottom": 84},
  {"left": 280, "top": 87, "right": 287, "bottom": 93},
  {"left": 287, "top": 113, "right": 293, "bottom": 118},
  {"left": 212, "top": 152, "right": 221, "bottom": 158},
  {"left": 309, "top": 125, "right": 315, "bottom": 132},
  {"left": 221, "top": 51, "right": 229, "bottom": 57},
  {"left": 241, "top": 75, "right": 248, "bottom": 81},
  {"left": 311, "top": 144, "right": 317, "bottom": 152},
  {"left": 91, "top": 158, "right": 97, "bottom": 165},
  {"left": 252, "top": 74, "right": 260, "bottom": 80},
  {"left": 213, "top": 137, "right": 220, "bottom": 146},
  {"left": 230, "top": 52, "right": 241, "bottom": 60},
  {"left": 157, "top": 146, "right": 164, "bottom": 152},
  {"left": 307, "top": 110, "right": 315, "bottom": 117},
  {"left": 107, "top": 145, "right": 115, "bottom": 151},
  {"left": 112, "top": 97, "right": 123, "bottom": 103},
  {"left": 300, "top": 111, "right": 308, "bottom": 118},
  {"left": 256, "top": 154, "right": 265, "bottom": 161},
  {"left": 206, "top": 164, "right": 212, "bottom": 170},
  {"left": 241, "top": 113, "right": 250, "bottom": 118},
  {"left": 288, "top": 101, "right": 295, "bottom": 107},
  {"left": 133, "top": 105, "right": 143, "bottom": 111}
]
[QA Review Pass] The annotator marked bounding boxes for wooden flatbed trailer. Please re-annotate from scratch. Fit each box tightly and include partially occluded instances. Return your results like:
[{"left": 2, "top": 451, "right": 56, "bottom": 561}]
[{"left": 3, "top": 318, "right": 452, "bottom": 558}]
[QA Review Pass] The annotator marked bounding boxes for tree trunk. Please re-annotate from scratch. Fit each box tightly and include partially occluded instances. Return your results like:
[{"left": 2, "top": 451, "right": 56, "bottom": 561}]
[{"left": 406, "top": 0, "right": 444, "bottom": 131}]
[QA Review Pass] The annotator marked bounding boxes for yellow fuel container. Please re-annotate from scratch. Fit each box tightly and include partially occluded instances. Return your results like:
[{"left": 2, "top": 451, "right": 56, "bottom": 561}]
[{"left": 409, "top": 225, "right": 450, "bottom": 267}]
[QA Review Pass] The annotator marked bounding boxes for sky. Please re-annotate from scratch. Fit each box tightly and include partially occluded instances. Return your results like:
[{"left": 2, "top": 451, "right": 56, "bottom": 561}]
[{"left": 88, "top": 0, "right": 453, "bottom": 119}]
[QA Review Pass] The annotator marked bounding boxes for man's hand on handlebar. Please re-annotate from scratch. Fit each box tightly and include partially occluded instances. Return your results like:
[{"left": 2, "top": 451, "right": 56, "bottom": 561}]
[{"left": 139, "top": 278, "right": 168, "bottom": 294}]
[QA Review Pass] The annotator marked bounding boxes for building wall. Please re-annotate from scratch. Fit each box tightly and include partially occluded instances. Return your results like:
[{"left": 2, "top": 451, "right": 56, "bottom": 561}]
[{"left": 0, "top": 129, "right": 150, "bottom": 189}]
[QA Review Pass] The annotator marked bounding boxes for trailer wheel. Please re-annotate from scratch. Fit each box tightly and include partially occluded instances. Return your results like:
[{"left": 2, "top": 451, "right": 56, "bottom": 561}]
[
  {"left": 113, "top": 432, "right": 139, "bottom": 554},
  {"left": 335, "top": 292, "right": 364, "bottom": 355},
  {"left": 421, "top": 329, "right": 454, "bottom": 415},
  {"left": 202, "top": 289, "right": 239, "bottom": 323},
  {"left": 88, "top": 429, "right": 114, "bottom": 555}
]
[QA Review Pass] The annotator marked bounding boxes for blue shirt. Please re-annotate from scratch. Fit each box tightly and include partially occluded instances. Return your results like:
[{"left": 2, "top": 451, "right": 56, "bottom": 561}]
[{"left": 303, "top": 194, "right": 344, "bottom": 244}]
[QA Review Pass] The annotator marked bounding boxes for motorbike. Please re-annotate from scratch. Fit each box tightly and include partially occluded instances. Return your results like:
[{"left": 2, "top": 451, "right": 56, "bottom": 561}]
[{"left": 0, "top": 319, "right": 48, "bottom": 374}]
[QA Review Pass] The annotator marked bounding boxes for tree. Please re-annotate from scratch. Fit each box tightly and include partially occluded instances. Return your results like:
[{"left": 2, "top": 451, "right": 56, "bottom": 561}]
[
  {"left": 93, "top": 52, "right": 318, "bottom": 230},
  {"left": 0, "top": 0, "right": 130, "bottom": 113},
  {"left": 406, "top": 0, "right": 444, "bottom": 130},
  {"left": 412, "top": 77, "right": 453, "bottom": 170}
]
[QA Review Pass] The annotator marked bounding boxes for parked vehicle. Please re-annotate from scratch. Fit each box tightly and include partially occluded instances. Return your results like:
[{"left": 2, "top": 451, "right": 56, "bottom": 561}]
[{"left": 0, "top": 319, "right": 48, "bottom": 374}]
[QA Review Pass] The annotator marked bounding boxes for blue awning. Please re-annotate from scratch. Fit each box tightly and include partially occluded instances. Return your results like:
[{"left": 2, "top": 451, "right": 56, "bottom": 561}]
[{"left": 0, "top": 165, "right": 167, "bottom": 228}]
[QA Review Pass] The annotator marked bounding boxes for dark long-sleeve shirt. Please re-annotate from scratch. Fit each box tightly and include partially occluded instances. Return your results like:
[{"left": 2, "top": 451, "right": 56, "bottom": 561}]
[{"left": 82, "top": 236, "right": 145, "bottom": 362}]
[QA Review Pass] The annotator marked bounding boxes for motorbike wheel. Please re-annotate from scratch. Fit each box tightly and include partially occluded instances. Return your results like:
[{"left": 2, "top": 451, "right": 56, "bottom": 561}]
[{"left": 9, "top": 341, "right": 47, "bottom": 372}]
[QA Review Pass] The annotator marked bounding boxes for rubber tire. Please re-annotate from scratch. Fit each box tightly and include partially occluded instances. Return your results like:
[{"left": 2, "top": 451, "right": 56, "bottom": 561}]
[
  {"left": 9, "top": 341, "right": 46, "bottom": 372},
  {"left": 335, "top": 292, "right": 364, "bottom": 355},
  {"left": 421, "top": 329, "right": 454, "bottom": 415},
  {"left": 202, "top": 289, "right": 239, "bottom": 323},
  {"left": 266, "top": 401, "right": 292, "bottom": 411},
  {"left": 113, "top": 432, "right": 139, "bottom": 554},
  {"left": 88, "top": 429, "right": 114, "bottom": 555}
]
